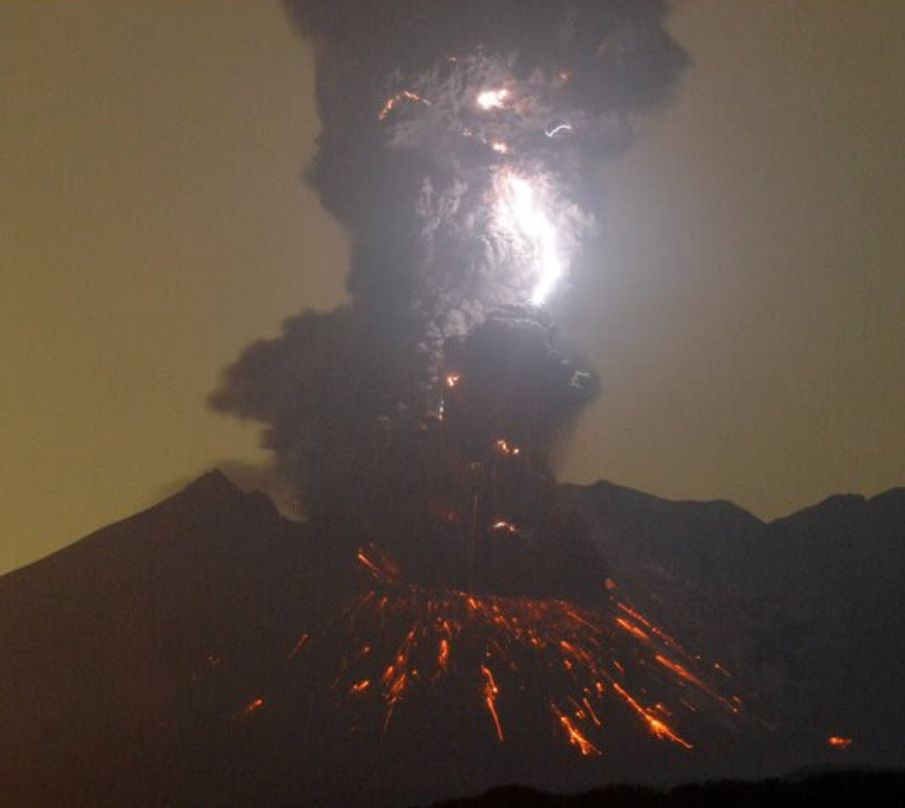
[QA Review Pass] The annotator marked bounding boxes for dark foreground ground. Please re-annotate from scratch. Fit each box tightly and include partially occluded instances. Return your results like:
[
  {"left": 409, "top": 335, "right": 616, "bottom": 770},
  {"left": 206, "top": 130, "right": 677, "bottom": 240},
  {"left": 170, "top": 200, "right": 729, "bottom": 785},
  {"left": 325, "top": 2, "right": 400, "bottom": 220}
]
[{"left": 425, "top": 770, "right": 905, "bottom": 808}]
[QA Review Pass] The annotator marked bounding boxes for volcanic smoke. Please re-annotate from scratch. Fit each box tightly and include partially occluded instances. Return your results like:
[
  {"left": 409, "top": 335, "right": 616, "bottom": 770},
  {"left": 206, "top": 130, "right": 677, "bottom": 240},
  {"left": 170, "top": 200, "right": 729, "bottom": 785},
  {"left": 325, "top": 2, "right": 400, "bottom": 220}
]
[
  {"left": 212, "top": 0, "right": 688, "bottom": 582},
  {"left": 210, "top": 0, "right": 745, "bottom": 771}
]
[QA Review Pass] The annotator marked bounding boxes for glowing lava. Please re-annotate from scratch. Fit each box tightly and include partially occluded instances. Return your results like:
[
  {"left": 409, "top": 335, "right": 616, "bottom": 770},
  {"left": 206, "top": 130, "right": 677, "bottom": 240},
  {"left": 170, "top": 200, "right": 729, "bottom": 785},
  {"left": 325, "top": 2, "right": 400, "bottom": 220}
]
[
  {"left": 277, "top": 550, "right": 743, "bottom": 758},
  {"left": 378, "top": 89, "right": 430, "bottom": 121}
]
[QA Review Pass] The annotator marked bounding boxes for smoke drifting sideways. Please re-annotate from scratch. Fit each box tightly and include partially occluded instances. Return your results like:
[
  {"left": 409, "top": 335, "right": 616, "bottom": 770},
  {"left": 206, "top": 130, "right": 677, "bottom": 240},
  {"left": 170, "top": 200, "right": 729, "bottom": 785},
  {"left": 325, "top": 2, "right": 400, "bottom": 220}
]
[{"left": 211, "top": 0, "right": 687, "bottom": 594}]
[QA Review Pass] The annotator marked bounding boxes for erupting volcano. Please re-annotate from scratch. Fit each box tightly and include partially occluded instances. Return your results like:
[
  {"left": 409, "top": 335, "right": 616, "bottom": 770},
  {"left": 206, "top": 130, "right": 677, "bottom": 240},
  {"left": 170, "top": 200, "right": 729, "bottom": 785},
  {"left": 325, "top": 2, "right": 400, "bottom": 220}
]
[
  {"left": 207, "top": 0, "right": 751, "bottom": 800},
  {"left": 8, "top": 3, "right": 905, "bottom": 807}
]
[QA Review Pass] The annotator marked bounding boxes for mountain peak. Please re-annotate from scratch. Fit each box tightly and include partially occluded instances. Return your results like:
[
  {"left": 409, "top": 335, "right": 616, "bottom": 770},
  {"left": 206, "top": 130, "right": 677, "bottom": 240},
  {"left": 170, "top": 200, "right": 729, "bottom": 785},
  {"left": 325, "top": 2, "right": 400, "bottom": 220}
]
[{"left": 161, "top": 468, "right": 281, "bottom": 523}]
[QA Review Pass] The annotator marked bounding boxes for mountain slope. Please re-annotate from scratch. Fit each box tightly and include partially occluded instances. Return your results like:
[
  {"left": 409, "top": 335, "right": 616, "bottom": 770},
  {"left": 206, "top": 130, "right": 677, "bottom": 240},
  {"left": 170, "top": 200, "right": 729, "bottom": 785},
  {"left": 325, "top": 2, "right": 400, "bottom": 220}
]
[
  {"left": 1, "top": 473, "right": 902, "bottom": 805},
  {"left": 0, "top": 471, "right": 314, "bottom": 806}
]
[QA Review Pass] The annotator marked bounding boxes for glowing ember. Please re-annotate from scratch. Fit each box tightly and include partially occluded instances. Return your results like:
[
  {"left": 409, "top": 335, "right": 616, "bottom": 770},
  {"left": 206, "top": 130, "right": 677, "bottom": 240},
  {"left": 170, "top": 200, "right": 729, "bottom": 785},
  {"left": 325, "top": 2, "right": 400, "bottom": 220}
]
[
  {"left": 378, "top": 89, "right": 430, "bottom": 121},
  {"left": 553, "top": 705, "right": 601, "bottom": 756},
  {"left": 356, "top": 545, "right": 401, "bottom": 583},
  {"left": 493, "top": 437, "right": 521, "bottom": 457},
  {"left": 437, "top": 637, "right": 450, "bottom": 672},
  {"left": 279, "top": 557, "right": 740, "bottom": 759},
  {"left": 490, "top": 519, "right": 520, "bottom": 536},
  {"left": 357, "top": 549, "right": 383, "bottom": 578},
  {"left": 476, "top": 87, "right": 509, "bottom": 110},
  {"left": 611, "top": 682, "right": 693, "bottom": 750},
  {"left": 827, "top": 735, "right": 853, "bottom": 750},
  {"left": 481, "top": 665, "right": 505, "bottom": 742},
  {"left": 495, "top": 170, "right": 565, "bottom": 306},
  {"left": 490, "top": 141, "right": 510, "bottom": 154},
  {"left": 287, "top": 632, "right": 310, "bottom": 660},
  {"left": 445, "top": 372, "right": 462, "bottom": 388},
  {"left": 616, "top": 616, "right": 650, "bottom": 642},
  {"left": 237, "top": 697, "right": 265, "bottom": 719}
]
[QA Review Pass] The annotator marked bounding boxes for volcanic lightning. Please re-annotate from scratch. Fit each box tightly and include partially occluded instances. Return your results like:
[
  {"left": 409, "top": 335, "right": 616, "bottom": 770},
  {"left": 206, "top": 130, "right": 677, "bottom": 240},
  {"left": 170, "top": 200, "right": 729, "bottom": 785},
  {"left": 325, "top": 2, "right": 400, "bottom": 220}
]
[
  {"left": 477, "top": 87, "right": 510, "bottom": 110},
  {"left": 211, "top": 0, "right": 737, "bottom": 783},
  {"left": 494, "top": 170, "right": 567, "bottom": 306}
]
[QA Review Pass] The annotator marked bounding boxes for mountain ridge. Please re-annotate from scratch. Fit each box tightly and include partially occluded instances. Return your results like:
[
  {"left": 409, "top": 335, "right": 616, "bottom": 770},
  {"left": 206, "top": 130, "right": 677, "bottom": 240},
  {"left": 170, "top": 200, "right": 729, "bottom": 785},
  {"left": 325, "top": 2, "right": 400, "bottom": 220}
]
[{"left": 1, "top": 470, "right": 902, "bottom": 806}]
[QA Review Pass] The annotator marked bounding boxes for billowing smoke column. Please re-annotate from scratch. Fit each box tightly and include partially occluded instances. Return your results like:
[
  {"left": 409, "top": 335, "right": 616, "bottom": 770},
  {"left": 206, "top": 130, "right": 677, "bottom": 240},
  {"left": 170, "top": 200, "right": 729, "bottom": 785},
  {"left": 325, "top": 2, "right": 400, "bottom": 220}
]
[{"left": 212, "top": 0, "right": 687, "bottom": 595}]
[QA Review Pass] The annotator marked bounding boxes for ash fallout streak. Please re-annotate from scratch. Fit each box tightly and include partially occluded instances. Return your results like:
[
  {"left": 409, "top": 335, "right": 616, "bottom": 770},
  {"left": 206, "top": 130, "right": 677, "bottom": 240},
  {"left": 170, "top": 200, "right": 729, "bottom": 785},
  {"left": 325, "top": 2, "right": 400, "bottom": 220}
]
[
  {"left": 211, "top": 0, "right": 751, "bottom": 769},
  {"left": 213, "top": 0, "right": 688, "bottom": 595}
]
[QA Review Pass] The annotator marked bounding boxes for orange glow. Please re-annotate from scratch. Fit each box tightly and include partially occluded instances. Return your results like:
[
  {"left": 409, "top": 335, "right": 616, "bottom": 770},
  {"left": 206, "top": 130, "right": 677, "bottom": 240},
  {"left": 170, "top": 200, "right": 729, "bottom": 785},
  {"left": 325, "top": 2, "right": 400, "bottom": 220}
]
[
  {"left": 493, "top": 437, "right": 521, "bottom": 457},
  {"left": 378, "top": 89, "right": 430, "bottom": 121},
  {"left": 582, "top": 697, "right": 602, "bottom": 726},
  {"left": 655, "top": 654, "right": 705, "bottom": 688},
  {"left": 481, "top": 665, "right": 504, "bottom": 742},
  {"left": 612, "top": 682, "right": 693, "bottom": 750},
  {"left": 286, "top": 547, "right": 741, "bottom": 757},
  {"left": 616, "top": 616, "right": 650, "bottom": 642},
  {"left": 828, "top": 735, "right": 853, "bottom": 750},
  {"left": 445, "top": 372, "right": 461, "bottom": 388},
  {"left": 655, "top": 654, "right": 738, "bottom": 712},
  {"left": 383, "top": 672, "right": 408, "bottom": 733},
  {"left": 287, "top": 632, "right": 309, "bottom": 660},
  {"left": 617, "top": 601, "right": 689, "bottom": 656},
  {"left": 357, "top": 549, "right": 382, "bottom": 577},
  {"left": 356, "top": 545, "right": 400, "bottom": 582},
  {"left": 237, "top": 697, "right": 265, "bottom": 718},
  {"left": 491, "top": 519, "right": 520, "bottom": 536},
  {"left": 554, "top": 706, "right": 601, "bottom": 756}
]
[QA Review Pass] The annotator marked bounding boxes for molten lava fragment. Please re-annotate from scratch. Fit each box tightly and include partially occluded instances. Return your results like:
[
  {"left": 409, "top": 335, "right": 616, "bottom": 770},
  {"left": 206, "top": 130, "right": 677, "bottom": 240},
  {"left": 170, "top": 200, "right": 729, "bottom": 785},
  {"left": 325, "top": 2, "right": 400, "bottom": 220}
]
[
  {"left": 378, "top": 89, "right": 430, "bottom": 121},
  {"left": 236, "top": 697, "right": 265, "bottom": 719},
  {"left": 493, "top": 438, "right": 521, "bottom": 457},
  {"left": 553, "top": 705, "right": 601, "bottom": 756},
  {"left": 273, "top": 575, "right": 742, "bottom": 760},
  {"left": 481, "top": 665, "right": 505, "bottom": 742}
]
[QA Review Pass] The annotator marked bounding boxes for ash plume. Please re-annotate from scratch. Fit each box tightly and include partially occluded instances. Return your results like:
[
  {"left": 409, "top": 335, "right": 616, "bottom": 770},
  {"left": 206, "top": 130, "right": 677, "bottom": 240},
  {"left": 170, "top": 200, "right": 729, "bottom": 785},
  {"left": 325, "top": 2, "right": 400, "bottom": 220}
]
[{"left": 211, "top": 0, "right": 687, "bottom": 591}]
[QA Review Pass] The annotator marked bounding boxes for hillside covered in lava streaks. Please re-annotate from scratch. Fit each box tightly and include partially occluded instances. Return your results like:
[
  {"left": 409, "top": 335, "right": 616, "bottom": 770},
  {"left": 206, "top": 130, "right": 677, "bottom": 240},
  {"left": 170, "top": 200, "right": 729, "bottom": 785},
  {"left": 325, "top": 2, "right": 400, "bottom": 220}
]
[{"left": 2, "top": 471, "right": 904, "bottom": 806}]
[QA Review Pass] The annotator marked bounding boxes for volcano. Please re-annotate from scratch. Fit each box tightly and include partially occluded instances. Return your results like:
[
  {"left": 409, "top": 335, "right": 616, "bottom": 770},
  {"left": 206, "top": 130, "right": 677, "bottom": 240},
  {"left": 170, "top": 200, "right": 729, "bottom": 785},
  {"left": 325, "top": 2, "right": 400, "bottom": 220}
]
[{"left": 2, "top": 471, "right": 903, "bottom": 806}]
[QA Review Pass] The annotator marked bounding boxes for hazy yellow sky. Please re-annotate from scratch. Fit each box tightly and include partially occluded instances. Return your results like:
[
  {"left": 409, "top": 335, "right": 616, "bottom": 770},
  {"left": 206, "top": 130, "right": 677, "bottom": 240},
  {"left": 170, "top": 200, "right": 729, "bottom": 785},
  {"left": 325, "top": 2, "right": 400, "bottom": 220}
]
[{"left": 2, "top": 1, "right": 903, "bottom": 574}]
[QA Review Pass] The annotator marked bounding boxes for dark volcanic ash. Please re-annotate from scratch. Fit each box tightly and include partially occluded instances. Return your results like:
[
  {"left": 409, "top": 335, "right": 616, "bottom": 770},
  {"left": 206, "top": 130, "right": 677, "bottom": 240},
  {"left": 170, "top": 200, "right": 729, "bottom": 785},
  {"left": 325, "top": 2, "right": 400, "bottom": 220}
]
[{"left": 211, "top": 1, "right": 687, "bottom": 591}]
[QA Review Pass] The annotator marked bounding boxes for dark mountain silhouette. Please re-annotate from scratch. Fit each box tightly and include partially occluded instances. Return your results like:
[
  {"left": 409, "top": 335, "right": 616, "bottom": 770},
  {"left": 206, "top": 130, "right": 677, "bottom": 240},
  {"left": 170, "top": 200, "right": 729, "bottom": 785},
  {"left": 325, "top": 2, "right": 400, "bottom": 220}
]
[
  {"left": 423, "top": 769, "right": 905, "bottom": 808},
  {"left": 1, "top": 472, "right": 903, "bottom": 806}
]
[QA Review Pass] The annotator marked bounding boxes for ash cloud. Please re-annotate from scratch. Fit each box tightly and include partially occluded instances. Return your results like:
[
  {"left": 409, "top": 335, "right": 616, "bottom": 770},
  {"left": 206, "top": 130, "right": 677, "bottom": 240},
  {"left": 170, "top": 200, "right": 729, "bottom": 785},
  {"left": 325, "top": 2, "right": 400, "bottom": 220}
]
[{"left": 211, "top": 1, "right": 687, "bottom": 590}]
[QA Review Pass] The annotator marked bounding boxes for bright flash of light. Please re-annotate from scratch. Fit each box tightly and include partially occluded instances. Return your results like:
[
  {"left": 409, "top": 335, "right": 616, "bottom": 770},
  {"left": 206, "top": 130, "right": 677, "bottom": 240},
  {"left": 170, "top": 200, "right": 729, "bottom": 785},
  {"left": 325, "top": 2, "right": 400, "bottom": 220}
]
[
  {"left": 495, "top": 171, "right": 565, "bottom": 306},
  {"left": 477, "top": 88, "right": 509, "bottom": 110}
]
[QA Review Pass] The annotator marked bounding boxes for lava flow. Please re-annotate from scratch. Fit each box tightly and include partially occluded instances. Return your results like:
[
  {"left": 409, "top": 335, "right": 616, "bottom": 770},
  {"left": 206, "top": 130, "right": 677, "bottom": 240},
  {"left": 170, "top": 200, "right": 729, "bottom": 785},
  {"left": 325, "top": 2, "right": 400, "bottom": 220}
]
[{"left": 265, "top": 546, "right": 743, "bottom": 761}]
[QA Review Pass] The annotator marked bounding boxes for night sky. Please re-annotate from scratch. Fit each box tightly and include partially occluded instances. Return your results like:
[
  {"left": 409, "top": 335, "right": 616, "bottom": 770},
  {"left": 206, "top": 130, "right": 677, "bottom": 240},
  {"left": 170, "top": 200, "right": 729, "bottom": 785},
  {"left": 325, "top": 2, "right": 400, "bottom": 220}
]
[{"left": 3, "top": 0, "right": 904, "bottom": 575}]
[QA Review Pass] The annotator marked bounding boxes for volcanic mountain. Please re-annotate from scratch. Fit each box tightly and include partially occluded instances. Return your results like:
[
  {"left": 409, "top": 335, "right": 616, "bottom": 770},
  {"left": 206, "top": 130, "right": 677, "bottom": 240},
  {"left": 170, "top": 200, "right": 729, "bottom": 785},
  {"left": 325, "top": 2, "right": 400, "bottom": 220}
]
[{"left": 1, "top": 471, "right": 903, "bottom": 806}]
